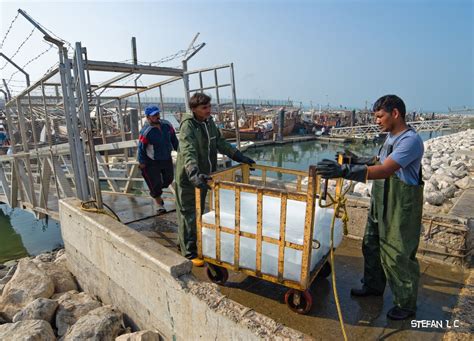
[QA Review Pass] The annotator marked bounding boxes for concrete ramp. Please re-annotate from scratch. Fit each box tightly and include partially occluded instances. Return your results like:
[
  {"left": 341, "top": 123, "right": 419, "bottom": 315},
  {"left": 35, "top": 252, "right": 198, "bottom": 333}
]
[{"left": 59, "top": 198, "right": 305, "bottom": 340}]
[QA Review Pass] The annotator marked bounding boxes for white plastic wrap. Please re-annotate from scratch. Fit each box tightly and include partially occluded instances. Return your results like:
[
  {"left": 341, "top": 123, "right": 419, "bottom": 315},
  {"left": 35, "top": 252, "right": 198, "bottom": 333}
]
[{"left": 202, "top": 189, "right": 343, "bottom": 281}]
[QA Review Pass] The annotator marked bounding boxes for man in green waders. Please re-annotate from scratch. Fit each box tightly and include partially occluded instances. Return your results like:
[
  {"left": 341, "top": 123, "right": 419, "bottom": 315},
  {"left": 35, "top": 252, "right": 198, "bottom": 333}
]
[
  {"left": 175, "top": 93, "right": 255, "bottom": 267},
  {"left": 316, "top": 95, "right": 424, "bottom": 320}
]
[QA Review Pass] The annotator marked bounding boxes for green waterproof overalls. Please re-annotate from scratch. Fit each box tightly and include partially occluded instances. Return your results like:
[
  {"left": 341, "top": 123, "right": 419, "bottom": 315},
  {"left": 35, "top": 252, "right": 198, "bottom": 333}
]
[{"left": 363, "top": 128, "right": 424, "bottom": 311}]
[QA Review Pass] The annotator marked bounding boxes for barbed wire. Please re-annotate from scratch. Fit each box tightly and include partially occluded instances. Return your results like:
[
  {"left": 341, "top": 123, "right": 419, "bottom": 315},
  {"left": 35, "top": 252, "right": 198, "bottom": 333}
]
[
  {"left": 140, "top": 44, "right": 200, "bottom": 66},
  {"left": 2, "top": 79, "right": 26, "bottom": 84},
  {"left": 6, "top": 44, "right": 55, "bottom": 86},
  {"left": 0, "top": 12, "right": 20, "bottom": 50},
  {"left": 0, "top": 28, "right": 36, "bottom": 70}
]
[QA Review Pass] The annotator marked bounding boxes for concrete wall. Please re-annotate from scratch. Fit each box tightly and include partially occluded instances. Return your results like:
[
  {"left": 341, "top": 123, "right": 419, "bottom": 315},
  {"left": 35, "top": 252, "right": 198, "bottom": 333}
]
[{"left": 59, "top": 198, "right": 305, "bottom": 340}]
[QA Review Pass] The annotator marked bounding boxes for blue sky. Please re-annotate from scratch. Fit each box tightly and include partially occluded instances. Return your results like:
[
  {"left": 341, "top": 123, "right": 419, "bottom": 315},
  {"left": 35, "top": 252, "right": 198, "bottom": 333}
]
[{"left": 1, "top": 0, "right": 473, "bottom": 111}]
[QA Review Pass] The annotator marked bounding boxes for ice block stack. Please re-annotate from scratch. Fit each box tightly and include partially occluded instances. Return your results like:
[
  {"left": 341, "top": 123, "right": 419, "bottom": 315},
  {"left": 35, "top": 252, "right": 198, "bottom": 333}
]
[{"left": 201, "top": 189, "right": 343, "bottom": 282}]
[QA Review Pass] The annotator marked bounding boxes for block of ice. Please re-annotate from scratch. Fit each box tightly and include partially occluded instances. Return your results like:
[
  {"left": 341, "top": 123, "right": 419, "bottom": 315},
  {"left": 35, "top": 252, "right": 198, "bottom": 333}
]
[{"left": 202, "top": 189, "right": 343, "bottom": 282}]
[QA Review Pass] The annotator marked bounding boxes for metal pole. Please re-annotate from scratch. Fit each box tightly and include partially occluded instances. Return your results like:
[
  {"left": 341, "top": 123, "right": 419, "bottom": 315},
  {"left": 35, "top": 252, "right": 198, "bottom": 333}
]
[
  {"left": 277, "top": 108, "right": 284, "bottom": 141},
  {"left": 182, "top": 60, "right": 190, "bottom": 113},
  {"left": 0, "top": 53, "right": 30, "bottom": 87},
  {"left": 129, "top": 108, "right": 139, "bottom": 140},
  {"left": 213, "top": 69, "right": 220, "bottom": 115},
  {"left": 0, "top": 89, "right": 8, "bottom": 103},
  {"left": 229, "top": 63, "right": 240, "bottom": 148},
  {"left": 74, "top": 43, "right": 102, "bottom": 207},
  {"left": 131, "top": 37, "right": 143, "bottom": 119},
  {"left": 16, "top": 97, "right": 38, "bottom": 207},
  {"left": 159, "top": 86, "right": 165, "bottom": 119},
  {"left": 18, "top": 9, "right": 49, "bottom": 36},
  {"left": 65, "top": 48, "right": 89, "bottom": 200},
  {"left": 131, "top": 37, "right": 138, "bottom": 64},
  {"left": 2, "top": 79, "right": 11, "bottom": 101}
]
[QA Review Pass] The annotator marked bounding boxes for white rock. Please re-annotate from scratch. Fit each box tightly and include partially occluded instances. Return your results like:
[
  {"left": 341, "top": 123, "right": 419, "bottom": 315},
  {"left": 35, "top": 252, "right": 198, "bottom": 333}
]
[
  {"left": 441, "top": 185, "right": 456, "bottom": 199},
  {"left": 455, "top": 176, "right": 473, "bottom": 190},
  {"left": 54, "top": 249, "right": 66, "bottom": 260},
  {"left": 424, "top": 182, "right": 437, "bottom": 193},
  {"left": 423, "top": 171, "right": 433, "bottom": 181},
  {"left": 12, "top": 298, "right": 58, "bottom": 324},
  {"left": 0, "top": 265, "right": 17, "bottom": 285},
  {"left": 55, "top": 291, "right": 102, "bottom": 337},
  {"left": 432, "top": 174, "right": 454, "bottom": 186},
  {"left": 425, "top": 192, "right": 445, "bottom": 206},
  {"left": 353, "top": 182, "right": 372, "bottom": 197},
  {"left": 33, "top": 257, "right": 77, "bottom": 294},
  {"left": 63, "top": 305, "right": 123, "bottom": 341},
  {"left": 35, "top": 253, "right": 54, "bottom": 263},
  {"left": 430, "top": 159, "right": 442, "bottom": 170},
  {"left": 0, "top": 259, "right": 54, "bottom": 320},
  {"left": 438, "top": 180, "right": 451, "bottom": 190},
  {"left": 2, "top": 260, "right": 18, "bottom": 268},
  {"left": 116, "top": 330, "right": 161, "bottom": 341},
  {"left": 0, "top": 320, "right": 55, "bottom": 340}
]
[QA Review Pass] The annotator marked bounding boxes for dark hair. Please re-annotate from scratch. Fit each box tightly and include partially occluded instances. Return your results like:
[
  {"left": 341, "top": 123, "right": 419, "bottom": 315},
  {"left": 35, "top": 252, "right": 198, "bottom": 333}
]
[
  {"left": 372, "top": 95, "right": 406, "bottom": 119},
  {"left": 189, "top": 93, "right": 211, "bottom": 109}
]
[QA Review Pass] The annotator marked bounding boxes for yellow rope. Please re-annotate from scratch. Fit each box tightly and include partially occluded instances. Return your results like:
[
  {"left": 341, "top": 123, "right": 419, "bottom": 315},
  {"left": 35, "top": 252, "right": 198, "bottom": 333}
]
[
  {"left": 80, "top": 200, "right": 121, "bottom": 221},
  {"left": 319, "top": 179, "right": 351, "bottom": 341}
]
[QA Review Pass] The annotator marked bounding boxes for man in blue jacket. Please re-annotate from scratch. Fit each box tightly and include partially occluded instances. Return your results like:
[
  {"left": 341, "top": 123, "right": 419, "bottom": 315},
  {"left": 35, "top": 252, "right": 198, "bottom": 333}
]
[{"left": 138, "top": 105, "right": 179, "bottom": 213}]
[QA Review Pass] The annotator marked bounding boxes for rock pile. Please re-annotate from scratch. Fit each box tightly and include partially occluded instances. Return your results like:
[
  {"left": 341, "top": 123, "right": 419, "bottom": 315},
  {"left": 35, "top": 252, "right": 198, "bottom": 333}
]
[
  {"left": 0, "top": 250, "right": 161, "bottom": 340},
  {"left": 348, "top": 129, "right": 473, "bottom": 214},
  {"left": 421, "top": 129, "right": 473, "bottom": 212}
]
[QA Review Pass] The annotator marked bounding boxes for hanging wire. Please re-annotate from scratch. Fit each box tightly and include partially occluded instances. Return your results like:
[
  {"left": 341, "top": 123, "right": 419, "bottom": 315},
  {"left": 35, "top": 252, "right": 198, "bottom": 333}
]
[
  {"left": 0, "top": 28, "right": 36, "bottom": 70},
  {"left": 0, "top": 12, "right": 20, "bottom": 50}
]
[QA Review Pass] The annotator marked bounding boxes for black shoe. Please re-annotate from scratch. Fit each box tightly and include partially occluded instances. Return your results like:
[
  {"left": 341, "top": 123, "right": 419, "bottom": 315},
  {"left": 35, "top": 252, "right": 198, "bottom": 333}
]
[
  {"left": 350, "top": 286, "right": 383, "bottom": 297},
  {"left": 387, "top": 306, "right": 415, "bottom": 320}
]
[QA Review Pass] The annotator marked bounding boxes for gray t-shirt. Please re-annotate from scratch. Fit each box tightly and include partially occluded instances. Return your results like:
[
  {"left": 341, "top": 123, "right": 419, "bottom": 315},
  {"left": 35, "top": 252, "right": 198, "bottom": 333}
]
[{"left": 379, "top": 128, "right": 424, "bottom": 185}]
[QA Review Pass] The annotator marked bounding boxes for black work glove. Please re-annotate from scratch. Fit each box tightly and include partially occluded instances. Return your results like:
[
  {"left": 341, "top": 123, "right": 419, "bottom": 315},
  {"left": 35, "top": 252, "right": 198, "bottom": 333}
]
[
  {"left": 336, "top": 150, "right": 377, "bottom": 166},
  {"left": 316, "top": 159, "right": 368, "bottom": 183},
  {"left": 186, "top": 166, "right": 212, "bottom": 190},
  {"left": 232, "top": 150, "right": 255, "bottom": 165}
]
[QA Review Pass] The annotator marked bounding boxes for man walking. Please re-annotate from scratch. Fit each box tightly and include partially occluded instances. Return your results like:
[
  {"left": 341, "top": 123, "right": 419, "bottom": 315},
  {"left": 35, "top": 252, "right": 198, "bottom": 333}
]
[
  {"left": 316, "top": 95, "right": 424, "bottom": 320},
  {"left": 175, "top": 93, "right": 255, "bottom": 267},
  {"left": 138, "top": 105, "right": 178, "bottom": 214}
]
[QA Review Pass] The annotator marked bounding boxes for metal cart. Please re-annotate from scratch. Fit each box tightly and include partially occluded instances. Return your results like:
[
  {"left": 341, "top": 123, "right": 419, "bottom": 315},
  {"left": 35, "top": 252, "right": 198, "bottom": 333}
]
[{"left": 195, "top": 163, "right": 344, "bottom": 314}]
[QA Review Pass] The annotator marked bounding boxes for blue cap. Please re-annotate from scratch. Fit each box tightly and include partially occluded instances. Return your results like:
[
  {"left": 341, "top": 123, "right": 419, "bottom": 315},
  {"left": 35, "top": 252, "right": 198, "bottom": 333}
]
[{"left": 145, "top": 105, "right": 161, "bottom": 116}]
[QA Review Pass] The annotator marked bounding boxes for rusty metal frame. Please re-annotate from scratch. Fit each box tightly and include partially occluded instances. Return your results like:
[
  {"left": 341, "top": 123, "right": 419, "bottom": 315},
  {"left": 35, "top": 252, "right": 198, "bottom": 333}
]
[{"left": 196, "top": 163, "right": 332, "bottom": 291}]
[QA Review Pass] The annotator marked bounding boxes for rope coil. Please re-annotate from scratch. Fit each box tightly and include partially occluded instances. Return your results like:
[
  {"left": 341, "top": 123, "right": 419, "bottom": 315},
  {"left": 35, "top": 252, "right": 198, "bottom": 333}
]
[{"left": 80, "top": 200, "right": 121, "bottom": 222}]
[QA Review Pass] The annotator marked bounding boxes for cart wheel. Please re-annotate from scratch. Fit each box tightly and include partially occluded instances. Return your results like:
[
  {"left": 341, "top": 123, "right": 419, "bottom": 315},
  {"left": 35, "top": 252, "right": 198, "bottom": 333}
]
[
  {"left": 206, "top": 264, "right": 229, "bottom": 285},
  {"left": 284, "top": 289, "right": 313, "bottom": 314},
  {"left": 317, "top": 261, "right": 332, "bottom": 279}
]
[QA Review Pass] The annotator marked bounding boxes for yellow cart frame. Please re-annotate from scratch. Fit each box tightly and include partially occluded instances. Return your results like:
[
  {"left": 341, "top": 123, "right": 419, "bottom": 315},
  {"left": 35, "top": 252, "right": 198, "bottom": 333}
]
[{"left": 195, "top": 163, "right": 344, "bottom": 313}]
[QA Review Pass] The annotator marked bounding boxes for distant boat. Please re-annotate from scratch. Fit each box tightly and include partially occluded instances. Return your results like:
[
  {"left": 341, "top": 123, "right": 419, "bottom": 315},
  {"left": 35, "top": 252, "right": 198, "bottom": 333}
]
[{"left": 220, "top": 117, "right": 297, "bottom": 140}]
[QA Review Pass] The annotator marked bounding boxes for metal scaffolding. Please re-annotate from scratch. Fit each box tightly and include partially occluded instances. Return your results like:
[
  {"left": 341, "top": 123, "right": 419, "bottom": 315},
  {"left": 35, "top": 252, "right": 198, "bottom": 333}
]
[
  {"left": 330, "top": 118, "right": 469, "bottom": 138},
  {"left": 0, "top": 9, "right": 241, "bottom": 219}
]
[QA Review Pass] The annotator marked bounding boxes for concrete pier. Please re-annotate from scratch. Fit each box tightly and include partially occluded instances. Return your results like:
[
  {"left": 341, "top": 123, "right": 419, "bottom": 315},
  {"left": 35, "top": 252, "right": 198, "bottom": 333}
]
[{"left": 59, "top": 198, "right": 305, "bottom": 340}]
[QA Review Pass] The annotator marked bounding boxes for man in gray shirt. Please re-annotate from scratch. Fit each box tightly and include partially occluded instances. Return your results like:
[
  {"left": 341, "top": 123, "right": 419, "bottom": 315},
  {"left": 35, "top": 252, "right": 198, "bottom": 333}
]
[{"left": 317, "top": 95, "right": 424, "bottom": 320}]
